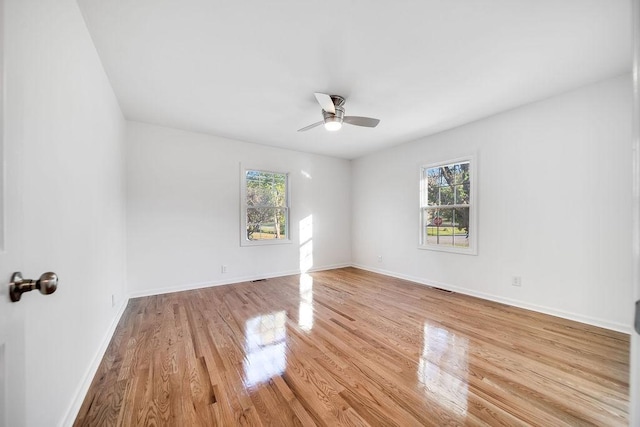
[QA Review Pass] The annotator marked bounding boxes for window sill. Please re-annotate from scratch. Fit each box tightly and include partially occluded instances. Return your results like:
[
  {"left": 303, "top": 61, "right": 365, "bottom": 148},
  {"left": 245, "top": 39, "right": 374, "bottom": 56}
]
[
  {"left": 241, "top": 238, "right": 292, "bottom": 247},
  {"left": 418, "top": 244, "right": 477, "bottom": 256}
]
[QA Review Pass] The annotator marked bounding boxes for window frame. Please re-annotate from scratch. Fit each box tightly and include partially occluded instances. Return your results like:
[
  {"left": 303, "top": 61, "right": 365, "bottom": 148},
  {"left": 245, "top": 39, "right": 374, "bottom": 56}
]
[
  {"left": 419, "top": 155, "right": 477, "bottom": 255},
  {"left": 240, "top": 167, "right": 291, "bottom": 247}
]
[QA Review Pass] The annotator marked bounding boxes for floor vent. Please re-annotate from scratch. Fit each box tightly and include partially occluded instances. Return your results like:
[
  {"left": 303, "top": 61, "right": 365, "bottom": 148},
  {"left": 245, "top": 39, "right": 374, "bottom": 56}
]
[
  {"left": 250, "top": 279, "right": 267, "bottom": 282},
  {"left": 432, "top": 287, "right": 454, "bottom": 294}
]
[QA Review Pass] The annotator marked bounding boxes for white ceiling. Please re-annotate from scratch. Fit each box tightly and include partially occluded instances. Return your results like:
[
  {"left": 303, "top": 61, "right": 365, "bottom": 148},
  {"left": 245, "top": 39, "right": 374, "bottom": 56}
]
[{"left": 77, "top": 0, "right": 630, "bottom": 159}]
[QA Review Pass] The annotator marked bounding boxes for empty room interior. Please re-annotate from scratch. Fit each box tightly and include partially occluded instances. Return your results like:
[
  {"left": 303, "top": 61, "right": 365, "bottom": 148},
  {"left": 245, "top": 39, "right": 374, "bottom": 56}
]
[{"left": 2, "top": 0, "right": 640, "bottom": 426}]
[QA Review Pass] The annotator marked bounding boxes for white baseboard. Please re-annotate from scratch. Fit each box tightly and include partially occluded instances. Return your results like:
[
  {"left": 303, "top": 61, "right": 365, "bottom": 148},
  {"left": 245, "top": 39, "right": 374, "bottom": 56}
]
[
  {"left": 60, "top": 298, "right": 130, "bottom": 427},
  {"left": 128, "top": 263, "right": 352, "bottom": 299},
  {"left": 351, "top": 263, "right": 631, "bottom": 334}
]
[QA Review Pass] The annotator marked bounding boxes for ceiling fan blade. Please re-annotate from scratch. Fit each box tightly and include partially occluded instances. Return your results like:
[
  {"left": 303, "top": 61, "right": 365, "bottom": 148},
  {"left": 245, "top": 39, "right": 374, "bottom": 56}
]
[
  {"left": 343, "top": 116, "right": 380, "bottom": 128},
  {"left": 297, "top": 121, "right": 324, "bottom": 132},
  {"left": 314, "top": 92, "right": 336, "bottom": 114}
]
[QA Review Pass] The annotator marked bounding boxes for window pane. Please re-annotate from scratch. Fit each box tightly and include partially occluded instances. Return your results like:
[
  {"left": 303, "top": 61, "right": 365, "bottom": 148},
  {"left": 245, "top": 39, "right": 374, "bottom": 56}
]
[
  {"left": 454, "top": 207, "right": 469, "bottom": 234},
  {"left": 426, "top": 163, "right": 471, "bottom": 207},
  {"left": 453, "top": 236, "right": 469, "bottom": 248},
  {"left": 246, "top": 171, "right": 268, "bottom": 206},
  {"left": 440, "top": 184, "right": 455, "bottom": 205},
  {"left": 452, "top": 208, "right": 470, "bottom": 248},
  {"left": 271, "top": 173, "right": 287, "bottom": 207},
  {"left": 247, "top": 207, "right": 287, "bottom": 241},
  {"left": 424, "top": 206, "right": 470, "bottom": 248},
  {"left": 459, "top": 162, "right": 470, "bottom": 185},
  {"left": 427, "top": 168, "right": 440, "bottom": 206},
  {"left": 246, "top": 171, "right": 287, "bottom": 207},
  {"left": 454, "top": 185, "right": 470, "bottom": 205},
  {"left": 425, "top": 208, "right": 452, "bottom": 247},
  {"left": 438, "top": 168, "right": 448, "bottom": 186},
  {"left": 439, "top": 161, "right": 469, "bottom": 185},
  {"left": 246, "top": 182, "right": 269, "bottom": 206}
]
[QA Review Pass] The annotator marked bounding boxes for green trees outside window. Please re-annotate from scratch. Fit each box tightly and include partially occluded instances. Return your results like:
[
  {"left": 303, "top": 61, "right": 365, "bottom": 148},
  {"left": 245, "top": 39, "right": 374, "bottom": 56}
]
[
  {"left": 421, "top": 160, "right": 473, "bottom": 251},
  {"left": 245, "top": 170, "right": 289, "bottom": 241}
]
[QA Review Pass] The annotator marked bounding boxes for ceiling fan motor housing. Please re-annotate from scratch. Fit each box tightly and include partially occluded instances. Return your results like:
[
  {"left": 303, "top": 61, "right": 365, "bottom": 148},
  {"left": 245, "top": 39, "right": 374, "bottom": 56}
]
[
  {"left": 323, "top": 105, "right": 345, "bottom": 126},
  {"left": 322, "top": 105, "right": 344, "bottom": 121},
  {"left": 329, "top": 95, "right": 346, "bottom": 108}
]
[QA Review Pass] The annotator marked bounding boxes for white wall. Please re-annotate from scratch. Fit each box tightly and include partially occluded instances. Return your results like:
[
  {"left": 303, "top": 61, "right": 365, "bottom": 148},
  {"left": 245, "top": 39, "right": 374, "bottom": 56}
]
[
  {"left": 6, "top": 0, "right": 127, "bottom": 425},
  {"left": 126, "top": 122, "right": 351, "bottom": 296},
  {"left": 352, "top": 75, "right": 633, "bottom": 332}
]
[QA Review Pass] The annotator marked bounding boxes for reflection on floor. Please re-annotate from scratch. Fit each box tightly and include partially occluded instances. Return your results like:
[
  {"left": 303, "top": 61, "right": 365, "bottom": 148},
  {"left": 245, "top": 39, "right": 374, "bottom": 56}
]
[
  {"left": 298, "top": 273, "right": 314, "bottom": 332},
  {"left": 243, "top": 311, "right": 287, "bottom": 389},
  {"left": 418, "top": 324, "right": 469, "bottom": 416}
]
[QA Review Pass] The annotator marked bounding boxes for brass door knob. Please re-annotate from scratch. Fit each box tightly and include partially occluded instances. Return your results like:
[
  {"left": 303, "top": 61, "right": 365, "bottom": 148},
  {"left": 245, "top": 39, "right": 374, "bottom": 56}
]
[{"left": 9, "top": 272, "right": 58, "bottom": 302}]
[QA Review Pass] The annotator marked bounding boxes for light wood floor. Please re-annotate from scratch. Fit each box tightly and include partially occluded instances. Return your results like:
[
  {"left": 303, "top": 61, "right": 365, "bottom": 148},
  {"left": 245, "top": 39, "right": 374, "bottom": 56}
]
[{"left": 74, "top": 267, "right": 629, "bottom": 426}]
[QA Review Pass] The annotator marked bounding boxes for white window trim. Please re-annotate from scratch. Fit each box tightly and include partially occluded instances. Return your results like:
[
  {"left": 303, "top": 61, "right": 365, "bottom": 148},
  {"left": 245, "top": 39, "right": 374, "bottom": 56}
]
[
  {"left": 419, "top": 155, "right": 477, "bottom": 255},
  {"left": 240, "top": 166, "right": 292, "bottom": 247}
]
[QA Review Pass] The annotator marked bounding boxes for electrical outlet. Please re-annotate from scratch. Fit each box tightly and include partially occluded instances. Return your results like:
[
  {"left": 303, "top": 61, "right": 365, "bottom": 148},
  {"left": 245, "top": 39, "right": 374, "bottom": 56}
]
[
  {"left": 377, "top": 255, "right": 382, "bottom": 263},
  {"left": 221, "top": 265, "right": 228, "bottom": 273},
  {"left": 511, "top": 276, "right": 522, "bottom": 287}
]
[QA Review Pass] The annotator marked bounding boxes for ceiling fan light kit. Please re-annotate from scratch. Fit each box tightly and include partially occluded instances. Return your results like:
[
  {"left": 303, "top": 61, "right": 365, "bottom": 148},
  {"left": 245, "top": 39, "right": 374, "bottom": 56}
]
[
  {"left": 324, "top": 119, "right": 342, "bottom": 131},
  {"left": 298, "top": 93, "right": 380, "bottom": 132}
]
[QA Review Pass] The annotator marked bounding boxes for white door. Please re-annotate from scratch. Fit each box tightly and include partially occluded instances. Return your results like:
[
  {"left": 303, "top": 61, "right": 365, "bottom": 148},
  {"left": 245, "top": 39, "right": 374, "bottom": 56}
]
[{"left": 0, "top": 0, "right": 26, "bottom": 425}]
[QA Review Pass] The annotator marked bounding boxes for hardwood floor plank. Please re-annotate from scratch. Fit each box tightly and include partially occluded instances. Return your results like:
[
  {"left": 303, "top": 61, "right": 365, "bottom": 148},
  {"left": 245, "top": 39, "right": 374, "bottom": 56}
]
[{"left": 74, "top": 267, "right": 629, "bottom": 426}]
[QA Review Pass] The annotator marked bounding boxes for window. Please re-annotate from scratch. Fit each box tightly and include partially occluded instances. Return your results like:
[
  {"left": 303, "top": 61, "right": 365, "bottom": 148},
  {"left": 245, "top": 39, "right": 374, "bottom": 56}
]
[
  {"left": 420, "top": 157, "right": 476, "bottom": 254},
  {"left": 241, "top": 169, "right": 290, "bottom": 245}
]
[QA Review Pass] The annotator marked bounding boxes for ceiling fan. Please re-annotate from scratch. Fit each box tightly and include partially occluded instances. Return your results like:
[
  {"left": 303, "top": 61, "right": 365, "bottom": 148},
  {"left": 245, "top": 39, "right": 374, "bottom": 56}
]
[{"left": 298, "top": 93, "right": 380, "bottom": 132}]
